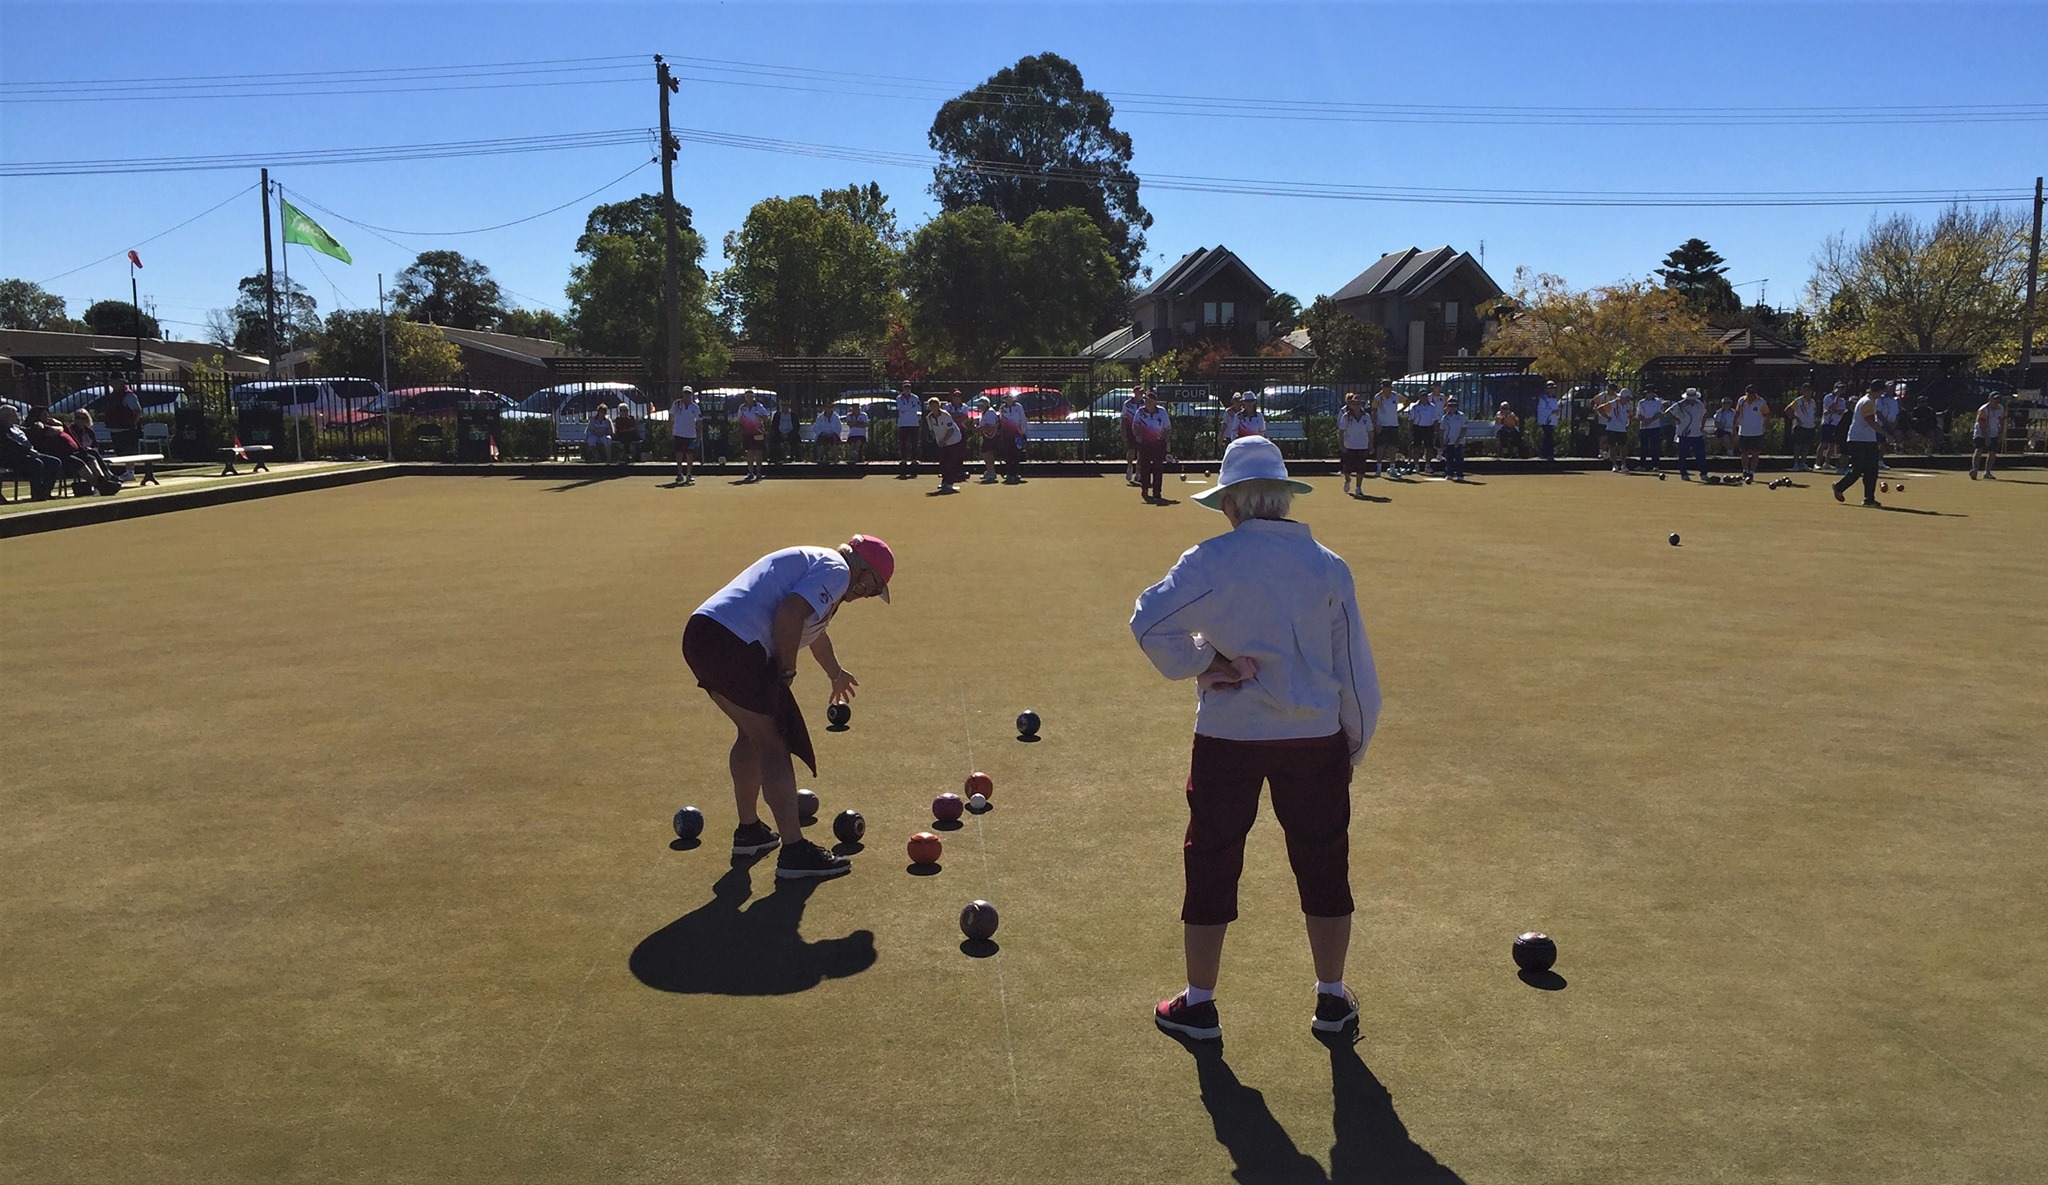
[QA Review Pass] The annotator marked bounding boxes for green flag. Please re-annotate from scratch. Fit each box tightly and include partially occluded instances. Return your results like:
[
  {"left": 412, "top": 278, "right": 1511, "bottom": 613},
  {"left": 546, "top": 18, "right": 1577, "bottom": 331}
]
[{"left": 280, "top": 198, "right": 352, "bottom": 264}]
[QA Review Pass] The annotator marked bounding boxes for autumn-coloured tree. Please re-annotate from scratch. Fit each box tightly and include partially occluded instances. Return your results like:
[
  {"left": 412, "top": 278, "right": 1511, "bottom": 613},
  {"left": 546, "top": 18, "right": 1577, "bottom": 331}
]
[{"left": 1482, "top": 269, "right": 1718, "bottom": 379}]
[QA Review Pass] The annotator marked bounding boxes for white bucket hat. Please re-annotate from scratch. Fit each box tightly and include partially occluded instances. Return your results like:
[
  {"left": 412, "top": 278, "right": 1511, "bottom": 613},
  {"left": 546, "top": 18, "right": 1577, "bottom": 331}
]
[{"left": 1192, "top": 435, "right": 1314, "bottom": 509}]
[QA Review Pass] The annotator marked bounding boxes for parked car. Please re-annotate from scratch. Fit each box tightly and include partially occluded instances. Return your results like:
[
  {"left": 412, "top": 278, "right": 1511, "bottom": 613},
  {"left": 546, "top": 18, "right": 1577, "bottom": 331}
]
[
  {"left": 700, "top": 388, "right": 780, "bottom": 418},
  {"left": 369, "top": 386, "right": 514, "bottom": 422},
  {"left": 1392, "top": 371, "right": 1550, "bottom": 421},
  {"left": 977, "top": 385, "right": 1072, "bottom": 422},
  {"left": 505, "top": 382, "right": 651, "bottom": 423},
  {"left": 231, "top": 378, "right": 385, "bottom": 426},
  {"left": 1258, "top": 384, "right": 1344, "bottom": 419},
  {"left": 51, "top": 382, "right": 187, "bottom": 417},
  {"left": 1069, "top": 385, "right": 1217, "bottom": 421}
]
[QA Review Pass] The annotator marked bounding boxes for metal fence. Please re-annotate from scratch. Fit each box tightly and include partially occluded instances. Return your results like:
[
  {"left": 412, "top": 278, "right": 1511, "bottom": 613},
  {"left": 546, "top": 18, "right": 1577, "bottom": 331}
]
[{"left": 9, "top": 358, "right": 2033, "bottom": 466}]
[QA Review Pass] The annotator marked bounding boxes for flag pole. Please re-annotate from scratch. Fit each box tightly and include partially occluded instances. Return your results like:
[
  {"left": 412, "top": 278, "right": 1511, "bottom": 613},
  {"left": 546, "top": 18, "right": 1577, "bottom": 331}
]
[
  {"left": 262, "top": 168, "right": 278, "bottom": 380},
  {"left": 130, "top": 260, "right": 143, "bottom": 380},
  {"left": 379, "top": 273, "right": 392, "bottom": 463},
  {"left": 280, "top": 185, "right": 301, "bottom": 462}
]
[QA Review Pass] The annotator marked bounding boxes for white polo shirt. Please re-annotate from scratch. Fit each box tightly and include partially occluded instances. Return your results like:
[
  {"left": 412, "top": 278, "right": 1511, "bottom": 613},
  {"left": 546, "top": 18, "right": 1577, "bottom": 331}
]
[
  {"left": 1847, "top": 395, "right": 1881, "bottom": 443},
  {"left": 811, "top": 410, "right": 842, "bottom": 438},
  {"left": 845, "top": 409, "right": 868, "bottom": 438},
  {"left": 1636, "top": 396, "right": 1665, "bottom": 428},
  {"left": 671, "top": 402, "right": 700, "bottom": 439},
  {"left": 1736, "top": 397, "right": 1767, "bottom": 436},
  {"left": 896, "top": 394, "right": 922, "bottom": 428},
  {"left": 1670, "top": 398, "right": 1706, "bottom": 438},
  {"left": 1339, "top": 409, "right": 1374, "bottom": 450},
  {"left": 1977, "top": 401, "right": 2005, "bottom": 437},
  {"left": 1441, "top": 409, "right": 1467, "bottom": 445},
  {"left": 1535, "top": 395, "right": 1560, "bottom": 426},
  {"left": 1371, "top": 393, "right": 1400, "bottom": 427},
  {"left": 1409, "top": 397, "right": 1442, "bottom": 427},
  {"left": 1790, "top": 396, "right": 1816, "bottom": 429},
  {"left": 1131, "top": 406, "right": 1170, "bottom": 445},
  {"left": 694, "top": 546, "right": 849, "bottom": 649}
]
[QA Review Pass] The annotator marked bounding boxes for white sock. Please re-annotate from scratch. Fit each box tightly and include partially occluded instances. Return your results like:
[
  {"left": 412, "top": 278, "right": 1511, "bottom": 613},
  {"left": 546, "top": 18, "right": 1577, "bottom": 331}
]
[
  {"left": 1316, "top": 979, "right": 1347, "bottom": 998},
  {"left": 1183, "top": 985, "right": 1215, "bottom": 1005}
]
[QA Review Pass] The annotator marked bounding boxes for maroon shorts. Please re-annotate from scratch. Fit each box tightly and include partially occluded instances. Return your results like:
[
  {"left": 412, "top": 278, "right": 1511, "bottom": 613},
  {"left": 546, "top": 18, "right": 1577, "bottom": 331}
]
[
  {"left": 1182, "top": 731, "right": 1353, "bottom": 925},
  {"left": 673, "top": 436, "right": 696, "bottom": 458},
  {"left": 1341, "top": 448, "right": 1370, "bottom": 476},
  {"left": 682, "top": 614, "right": 816, "bottom": 774}
]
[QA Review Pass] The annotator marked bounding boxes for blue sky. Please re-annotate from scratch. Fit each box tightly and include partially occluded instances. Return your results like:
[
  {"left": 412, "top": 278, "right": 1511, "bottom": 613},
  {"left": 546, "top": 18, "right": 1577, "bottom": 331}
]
[{"left": 2, "top": 1, "right": 2042, "bottom": 341}]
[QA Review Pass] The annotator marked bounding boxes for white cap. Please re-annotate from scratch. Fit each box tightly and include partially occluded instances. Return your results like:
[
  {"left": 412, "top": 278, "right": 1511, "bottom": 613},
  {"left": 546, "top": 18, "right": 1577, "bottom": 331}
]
[{"left": 1192, "top": 436, "right": 1314, "bottom": 509}]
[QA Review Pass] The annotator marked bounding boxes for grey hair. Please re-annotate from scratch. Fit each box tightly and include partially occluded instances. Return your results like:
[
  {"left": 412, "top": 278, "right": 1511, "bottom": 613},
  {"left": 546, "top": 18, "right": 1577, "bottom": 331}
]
[{"left": 1221, "top": 478, "right": 1296, "bottom": 521}]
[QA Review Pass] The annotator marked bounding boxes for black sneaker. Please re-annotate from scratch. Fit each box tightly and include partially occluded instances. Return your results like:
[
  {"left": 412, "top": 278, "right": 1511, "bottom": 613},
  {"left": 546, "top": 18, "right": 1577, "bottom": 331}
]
[
  {"left": 775, "top": 839, "right": 851, "bottom": 880},
  {"left": 1312, "top": 987, "right": 1359, "bottom": 1034},
  {"left": 1154, "top": 991, "right": 1221, "bottom": 1041},
  {"left": 731, "top": 821, "right": 781, "bottom": 857}
]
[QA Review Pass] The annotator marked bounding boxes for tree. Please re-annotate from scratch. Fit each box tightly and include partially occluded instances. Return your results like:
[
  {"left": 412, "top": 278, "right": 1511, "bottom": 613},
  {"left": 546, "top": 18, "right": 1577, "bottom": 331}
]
[
  {"left": 1266, "top": 292, "right": 1303, "bottom": 337},
  {"left": 565, "top": 193, "right": 727, "bottom": 379},
  {"left": 819, "top": 182, "right": 903, "bottom": 248},
  {"left": 1482, "top": 268, "right": 1719, "bottom": 379},
  {"left": 1804, "top": 204, "right": 2043, "bottom": 367},
  {"left": 312, "top": 310, "right": 459, "bottom": 384},
  {"left": 391, "top": 250, "right": 507, "bottom": 330},
  {"left": 82, "top": 299, "right": 160, "bottom": 338},
  {"left": 716, "top": 193, "right": 897, "bottom": 355},
  {"left": 0, "top": 279, "right": 75, "bottom": 330},
  {"left": 493, "top": 307, "right": 569, "bottom": 341},
  {"left": 929, "top": 52, "right": 1152, "bottom": 282},
  {"left": 218, "top": 273, "right": 319, "bottom": 354},
  {"left": 1297, "top": 298, "right": 1388, "bottom": 383},
  {"left": 900, "top": 205, "right": 1123, "bottom": 373},
  {"left": 1656, "top": 238, "right": 1740, "bottom": 314}
]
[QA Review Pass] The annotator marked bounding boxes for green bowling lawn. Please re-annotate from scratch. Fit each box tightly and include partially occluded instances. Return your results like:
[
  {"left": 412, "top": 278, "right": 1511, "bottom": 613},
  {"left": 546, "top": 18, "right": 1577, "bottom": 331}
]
[{"left": 4, "top": 466, "right": 2044, "bottom": 1183}]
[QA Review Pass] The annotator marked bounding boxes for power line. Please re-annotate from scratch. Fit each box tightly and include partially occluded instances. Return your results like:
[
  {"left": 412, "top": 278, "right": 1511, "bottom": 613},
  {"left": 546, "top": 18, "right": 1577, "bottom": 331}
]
[
  {"left": 286, "top": 157, "right": 655, "bottom": 237},
  {"left": 0, "top": 130, "right": 651, "bottom": 177},
  {"left": 0, "top": 54, "right": 640, "bottom": 87},
  {"left": 36, "top": 182, "right": 259, "bottom": 282}
]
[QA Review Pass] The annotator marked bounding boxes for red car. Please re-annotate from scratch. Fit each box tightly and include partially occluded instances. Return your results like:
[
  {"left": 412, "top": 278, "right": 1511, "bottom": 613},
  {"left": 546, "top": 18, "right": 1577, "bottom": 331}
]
[
  {"left": 369, "top": 387, "right": 514, "bottom": 423},
  {"left": 977, "top": 386, "right": 1073, "bottom": 422}
]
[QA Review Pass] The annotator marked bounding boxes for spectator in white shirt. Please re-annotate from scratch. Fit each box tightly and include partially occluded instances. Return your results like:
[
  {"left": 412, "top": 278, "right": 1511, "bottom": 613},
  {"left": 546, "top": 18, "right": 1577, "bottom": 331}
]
[
  {"left": 1132, "top": 435, "right": 1381, "bottom": 1043},
  {"left": 844, "top": 402, "right": 869, "bottom": 465},
  {"left": 1535, "top": 381, "right": 1562, "bottom": 462},
  {"left": 1634, "top": 389, "right": 1667, "bottom": 472},
  {"left": 1224, "top": 394, "right": 1265, "bottom": 449},
  {"left": 1819, "top": 382, "right": 1849, "bottom": 472},
  {"left": 975, "top": 396, "right": 1001, "bottom": 483},
  {"left": 1595, "top": 385, "right": 1632, "bottom": 473},
  {"left": 1408, "top": 385, "right": 1444, "bottom": 474},
  {"left": 670, "top": 387, "right": 700, "bottom": 486},
  {"left": 1971, "top": 394, "right": 2007, "bottom": 479},
  {"left": 1120, "top": 389, "right": 1145, "bottom": 485},
  {"left": 1670, "top": 388, "right": 1709, "bottom": 481},
  {"left": 895, "top": 383, "right": 924, "bottom": 478},
  {"left": 810, "top": 406, "right": 843, "bottom": 467},
  {"left": 998, "top": 391, "right": 1029, "bottom": 484},
  {"left": 1711, "top": 399, "right": 1737, "bottom": 457},
  {"left": 1338, "top": 392, "right": 1374, "bottom": 496},
  {"left": 1370, "top": 382, "right": 1404, "bottom": 476},
  {"left": 1130, "top": 389, "right": 1172, "bottom": 503},
  {"left": 1440, "top": 400, "right": 1469, "bottom": 481},
  {"left": 1784, "top": 384, "right": 1818, "bottom": 471},
  {"left": 1877, "top": 383, "right": 1904, "bottom": 469},
  {"left": 585, "top": 404, "right": 614, "bottom": 463},
  {"left": 924, "top": 396, "right": 965, "bottom": 494},
  {"left": 1833, "top": 381, "right": 1892, "bottom": 506},
  {"left": 1733, "top": 384, "right": 1771, "bottom": 484}
]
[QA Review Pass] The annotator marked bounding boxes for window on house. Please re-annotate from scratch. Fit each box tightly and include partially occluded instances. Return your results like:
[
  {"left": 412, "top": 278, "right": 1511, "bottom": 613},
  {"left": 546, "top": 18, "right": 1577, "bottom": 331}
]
[
  {"left": 1203, "top": 302, "right": 1219, "bottom": 325},
  {"left": 1444, "top": 301, "right": 1460, "bottom": 329},
  {"left": 1220, "top": 302, "right": 1234, "bottom": 325}
]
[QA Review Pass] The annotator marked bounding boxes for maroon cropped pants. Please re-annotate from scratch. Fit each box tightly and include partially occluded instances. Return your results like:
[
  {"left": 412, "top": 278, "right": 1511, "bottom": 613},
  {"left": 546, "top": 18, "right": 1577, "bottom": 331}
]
[{"left": 1181, "top": 731, "right": 1353, "bottom": 925}]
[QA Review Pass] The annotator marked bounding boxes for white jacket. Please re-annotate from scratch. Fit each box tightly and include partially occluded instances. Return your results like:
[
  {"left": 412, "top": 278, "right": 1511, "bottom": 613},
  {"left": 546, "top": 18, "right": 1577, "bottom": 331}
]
[{"left": 1131, "top": 519, "right": 1381, "bottom": 764}]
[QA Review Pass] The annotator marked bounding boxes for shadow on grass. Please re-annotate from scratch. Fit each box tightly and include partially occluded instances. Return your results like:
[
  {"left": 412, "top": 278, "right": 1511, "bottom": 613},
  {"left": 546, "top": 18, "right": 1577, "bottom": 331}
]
[
  {"left": 1518, "top": 969, "right": 1568, "bottom": 991},
  {"left": 1177, "top": 1034, "right": 1466, "bottom": 1183},
  {"left": 629, "top": 865, "right": 873, "bottom": 995},
  {"left": 1872, "top": 504, "right": 1967, "bottom": 517}
]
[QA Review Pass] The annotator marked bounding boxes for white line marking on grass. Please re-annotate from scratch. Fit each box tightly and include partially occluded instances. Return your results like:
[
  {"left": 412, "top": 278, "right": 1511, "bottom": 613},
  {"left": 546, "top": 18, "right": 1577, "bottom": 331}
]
[
  {"left": 961, "top": 684, "right": 1022, "bottom": 1119},
  {"left": 499, "top": 848, "right": 668, "bottom": 1117}
]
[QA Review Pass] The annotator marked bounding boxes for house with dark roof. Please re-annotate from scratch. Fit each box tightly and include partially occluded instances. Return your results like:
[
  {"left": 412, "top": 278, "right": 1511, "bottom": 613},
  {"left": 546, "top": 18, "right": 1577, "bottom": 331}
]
[
  {"left": 1086, "top": 245, "right": 1275, "bottom": 362},
  {"left": 1329, "top": 247, "right": 1503, "bottom": 375}
]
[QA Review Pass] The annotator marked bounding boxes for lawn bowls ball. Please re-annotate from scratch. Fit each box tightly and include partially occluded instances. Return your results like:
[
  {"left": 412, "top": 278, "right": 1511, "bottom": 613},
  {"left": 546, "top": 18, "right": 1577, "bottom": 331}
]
[
  {"left": 960, "top": 900, "right": 999, "bottom": 941},
  {"left": 1016, "top": 710, "right": 1041, "bottom": 738},
  {"left": 933, "top": 792, "right": 964, "bottom": 822},
  {"left": 832, "top": 810, "right": 866, "bottom": 844},
  {"left": 907, "top": 832, "right": 943, "bottom": 865},
  {"left": 1513, "top": 931, "right": 1558, "bottom": 973},
  {"left": 826, "top": 701, "right": 851, "bottom": 727},
  {"left": 797, "top": 789, "right": 820, "bottom": 820},
  {"left": 968, "top": 792, "right": 988, "bottom": 812},
  {"left": 671, "top": 806, "right": 705, "bottom": 841},
  {"left": 964, "top": 771, "right": 994, "bottom": 799},
  {"left": 1668, "top": 533, "right": 1680, "bottom": 547}
]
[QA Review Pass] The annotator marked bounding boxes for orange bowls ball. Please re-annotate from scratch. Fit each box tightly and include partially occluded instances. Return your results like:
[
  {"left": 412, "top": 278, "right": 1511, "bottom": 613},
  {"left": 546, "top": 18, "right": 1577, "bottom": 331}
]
[
  {"left": 907, "top": 831, "right": 943, "bottom": 865},
  {"left": 964, "top": 771, "right": 994, "bottom": 799}
]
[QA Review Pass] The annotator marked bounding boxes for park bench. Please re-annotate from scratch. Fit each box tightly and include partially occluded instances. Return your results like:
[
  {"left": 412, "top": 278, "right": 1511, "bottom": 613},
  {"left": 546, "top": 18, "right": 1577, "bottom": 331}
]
[
  {"left": 1025, "top": 420, "right": 1088, "bottom": 459},
  {"left": 103, "top": 451, "right": 165, "bottom": 486},
  {"left": 1261, "top": 421, "right": 1307, "bottom": 443},
  {"left": 220, "top": 444, "right": 274, "bottom": 476}
]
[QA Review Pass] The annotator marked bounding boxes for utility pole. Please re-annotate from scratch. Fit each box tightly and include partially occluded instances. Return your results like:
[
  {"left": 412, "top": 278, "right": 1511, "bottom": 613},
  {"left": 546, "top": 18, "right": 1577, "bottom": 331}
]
[
  {"left": 261, "top": 168, "right": 279, "bottom": 378},
  {"left": 656, "top": 55, "right": 682, "bottom": 390},
  {"left": 2022, "top": 176, "right": 2043, "bottom": 392},
  {"left": 379, "top": 273, "right": 392, "bottom": 462}
]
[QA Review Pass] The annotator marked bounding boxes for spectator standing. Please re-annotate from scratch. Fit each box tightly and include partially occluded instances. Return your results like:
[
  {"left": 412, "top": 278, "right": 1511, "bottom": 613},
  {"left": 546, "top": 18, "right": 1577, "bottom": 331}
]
[
  {"left": 585, "top": 404, "right": 614, "bottom": 463},
  {"left": 844, "top": 401, "right": 869, "bottom": 466},
  {"left": 1370, "top": 382, "right": 1403, "bottom": 477},
  {"left": 924, "top": 396, "right": 965, "bottom": 494},
  {"left": 999, "top": 390, "right": 1029, "bottom": 484},
  {"left": 1634, "top": 388, "right": 1667, "bottom": 472},
  {"left": 1712, "top": 399, "right": 1737, "bottom": 457},
  {"left": 975, "top": 396, "right": 1000, "bottom": 483},
  {"left": 1408, "top": 386, "right": 1444, "bottom": 475},
  {"left": 1785, "top": 385, "right": 1818, "bottom": 471},
  {"left": 1120, "top": 387, "right": 1145, "bottom": 486},
  {"left": 0, "top": 404, "right": 64, "bottom": 500},
  {"left": 1131, "top": 435, "right": 1380, "bottom": 1042},
  {"left": 1877, "top": 383, "right": 1904, "bottom": 469},
  {"left": 894, "top": 383, "right": 923, "bottom": 478},
  {"left": 670, "top": 387, "right": 700, "bottom": 486},
  {"left": 1671, "top": 388, "right": 1710, "bottom": 481},
  {"left": 810, "top": 405, "right": 843, "bottom": 468},
  {"left": 772, "top": 399, "right": 796, "bottom": 468},
  {"left": 1595, "top": 384, "right": 1632, "bottom": 473},
  {"left": 1971, "top": 393, "right": 2007, "bottom": 480},
  {"left": 1227, "top": 394, "right": 1265, "bottom": 445},
  {"left": 1131, "top": 388, "right": 1172, "bottom": 503},
  {"left": 1833, "top": 381, "right": 1890, "bottom": 506},
  {"left": 736, "top": 393, "right": 770, "bottom": 482},
  {"left": 1338, "top": 392, "right": 1374, "bottom": 496},
  {"left": 1733, "top": 384, "right": 1770, "bottom": 484},
  {"left": 1534, "top": 381, "right": 1561, "bottom": 461},
  {"left": 1819, "top": 382, "right": 1849, "bottom": 473},
  {"left": 1440, "top": 398, "right": 1468, "bottom": 482},
  {"left": 104, "top": 382, "right": 143, "bottom": 478}
]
